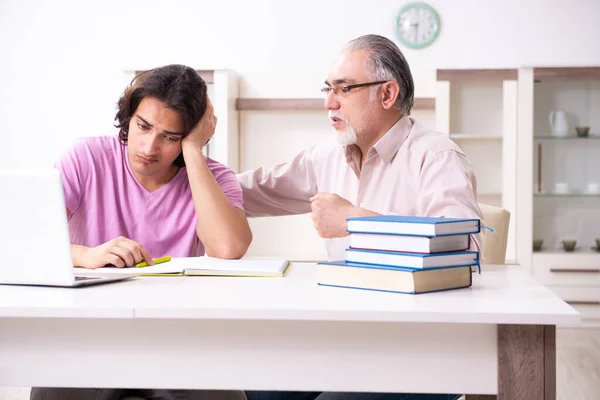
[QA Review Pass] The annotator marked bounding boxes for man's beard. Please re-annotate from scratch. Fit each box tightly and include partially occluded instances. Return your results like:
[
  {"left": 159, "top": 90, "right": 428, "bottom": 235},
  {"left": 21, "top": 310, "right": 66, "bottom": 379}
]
[
  {"left": 338, "top": 125, "right": 357, "bottom": 146},
  {"left": 328, "top": 111, "right": 357, "bottom": 146}
]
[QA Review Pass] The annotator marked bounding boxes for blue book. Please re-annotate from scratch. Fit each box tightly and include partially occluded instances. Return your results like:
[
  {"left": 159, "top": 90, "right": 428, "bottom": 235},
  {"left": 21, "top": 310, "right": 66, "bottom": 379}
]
[
  {"left": 346, "top": 215, "right": 481, "bottom": 237},
  {"left": 317, "top": 261, "right": 473, "bottom": 294},
  {"left": 345, "top": 248, "right": 479, "bottom": 269}
]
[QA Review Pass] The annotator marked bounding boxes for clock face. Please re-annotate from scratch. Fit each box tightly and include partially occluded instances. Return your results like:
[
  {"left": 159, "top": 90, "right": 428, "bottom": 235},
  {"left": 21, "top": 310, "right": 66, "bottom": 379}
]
[{"left": 395, "top": 2, "right": 441, "bottom": 49}]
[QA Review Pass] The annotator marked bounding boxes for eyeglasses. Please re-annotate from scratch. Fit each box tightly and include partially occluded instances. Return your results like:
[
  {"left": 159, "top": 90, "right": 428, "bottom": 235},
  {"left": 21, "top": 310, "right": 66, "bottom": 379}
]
[{"left": 320, "top": 80, "right": 388, "bottom": 99}]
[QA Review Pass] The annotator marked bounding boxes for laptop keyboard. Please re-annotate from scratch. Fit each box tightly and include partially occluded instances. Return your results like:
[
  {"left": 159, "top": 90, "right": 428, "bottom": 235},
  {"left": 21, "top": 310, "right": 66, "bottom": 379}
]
[{"left": 75, "top": 276, "right": 101, "bottom": 281}]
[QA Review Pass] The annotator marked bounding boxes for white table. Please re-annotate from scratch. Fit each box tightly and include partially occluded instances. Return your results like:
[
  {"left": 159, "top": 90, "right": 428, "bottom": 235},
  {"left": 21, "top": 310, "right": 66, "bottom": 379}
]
[{"left": 0, "top": 264, "right": 579, "bottom": 400}]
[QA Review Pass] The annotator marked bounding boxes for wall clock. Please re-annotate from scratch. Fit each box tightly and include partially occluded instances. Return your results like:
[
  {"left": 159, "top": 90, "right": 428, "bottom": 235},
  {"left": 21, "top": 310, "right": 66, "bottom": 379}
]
[{"left": 395, "top": 2, "right": 441, "bottom": 49}]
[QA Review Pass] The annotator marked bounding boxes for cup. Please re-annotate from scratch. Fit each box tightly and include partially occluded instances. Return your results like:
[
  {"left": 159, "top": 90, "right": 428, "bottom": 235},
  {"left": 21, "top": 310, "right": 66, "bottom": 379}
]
[
  {"left": 533, "top": 239, "right": 543, "bottom": 251},
  {"left": 595, "top": 238, "right": 600, "bottom": 251},
  {"left": 554, "top": 182, "right": 569, "bottom": 194},
  {"left": 586, "top": 182, "right": 600, "bottom": 194},
  {"left": 562, "top": 240, "right": 577, "bottom": 252}
]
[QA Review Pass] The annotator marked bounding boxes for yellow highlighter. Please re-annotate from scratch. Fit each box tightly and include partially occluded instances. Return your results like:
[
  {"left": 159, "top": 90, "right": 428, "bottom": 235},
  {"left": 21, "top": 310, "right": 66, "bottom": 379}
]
[{"left": 136, "top": 256, "right": 172, "bottom": 268}]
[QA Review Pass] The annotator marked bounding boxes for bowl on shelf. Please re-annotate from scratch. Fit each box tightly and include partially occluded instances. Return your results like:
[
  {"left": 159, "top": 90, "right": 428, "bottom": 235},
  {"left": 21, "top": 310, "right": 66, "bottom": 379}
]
[
  {"left": 575, "top": 126, "right": 590, "bottom": 137},
  {"left": 561, "top": 240, "right": 577, "bottom": 252}
]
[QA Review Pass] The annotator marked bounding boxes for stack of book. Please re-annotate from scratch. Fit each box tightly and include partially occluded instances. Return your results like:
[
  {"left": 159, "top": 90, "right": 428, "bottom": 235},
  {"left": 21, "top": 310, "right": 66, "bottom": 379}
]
[{"left": 317, "top": 216, "right": 481, "bottom": 294}]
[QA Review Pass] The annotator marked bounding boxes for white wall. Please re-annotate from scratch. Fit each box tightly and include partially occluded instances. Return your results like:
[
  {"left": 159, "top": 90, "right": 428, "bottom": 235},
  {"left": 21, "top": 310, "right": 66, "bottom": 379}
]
[
  {"left": 1, "top": 0, "right": 600, "bottom": 259},
  {"left": 1, "top": 0, "right": 599, "bottom": 166}
]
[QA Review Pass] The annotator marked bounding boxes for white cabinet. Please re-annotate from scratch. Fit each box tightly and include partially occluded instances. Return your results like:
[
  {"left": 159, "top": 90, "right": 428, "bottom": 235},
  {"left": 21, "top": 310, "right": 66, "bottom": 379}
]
[
  {"left": 435, "top": 69, "right": 519, "bottom": 263},
  {"left": 517, "top": 67, "right": 600, "bottom": 326},
  {"left": 533, "top": 253, "right": 600, "bottom": 286}
]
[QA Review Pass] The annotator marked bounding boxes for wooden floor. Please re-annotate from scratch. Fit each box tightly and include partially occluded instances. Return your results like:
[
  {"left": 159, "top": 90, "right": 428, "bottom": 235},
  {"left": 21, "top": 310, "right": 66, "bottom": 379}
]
[
  {"left": 556, "top": 327, "right": 600, "bottom": 400},
  {"left": 1, "top": 328, "right": 599, "bottom": 400}
]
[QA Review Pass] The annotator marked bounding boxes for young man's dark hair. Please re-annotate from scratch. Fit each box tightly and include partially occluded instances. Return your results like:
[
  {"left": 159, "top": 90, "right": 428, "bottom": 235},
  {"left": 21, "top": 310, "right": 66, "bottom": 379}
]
[{"left": 114, "top": 64, "right": 207, "bottom": 167}]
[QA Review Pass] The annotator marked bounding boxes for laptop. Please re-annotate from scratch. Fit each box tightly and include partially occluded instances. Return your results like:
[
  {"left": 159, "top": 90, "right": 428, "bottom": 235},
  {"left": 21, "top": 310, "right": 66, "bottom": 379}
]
[{"left": 0, "top": 168, "right": 134, "bottom": 287}]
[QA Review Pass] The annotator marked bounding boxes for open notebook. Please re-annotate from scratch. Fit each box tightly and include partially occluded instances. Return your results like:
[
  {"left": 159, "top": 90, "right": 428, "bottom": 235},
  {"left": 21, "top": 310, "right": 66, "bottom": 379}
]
[{"left": 74, "top": 257, "right": 290, "bottom": 277}]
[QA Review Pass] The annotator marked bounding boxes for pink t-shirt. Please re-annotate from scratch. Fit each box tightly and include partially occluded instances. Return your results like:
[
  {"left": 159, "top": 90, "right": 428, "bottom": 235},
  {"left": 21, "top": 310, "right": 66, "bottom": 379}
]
[{"left": 56, "top": 136, "right": 244, "bottom": 258}]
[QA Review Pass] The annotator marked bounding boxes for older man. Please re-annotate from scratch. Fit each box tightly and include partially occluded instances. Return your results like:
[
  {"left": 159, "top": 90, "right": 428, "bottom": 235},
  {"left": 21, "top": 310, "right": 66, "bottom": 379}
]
[
  {"left": 238, "top": 34, "right": 483, "bottom": 260},
  {"left": 239, "top": 34, "right": 479, "bottom": 400}
]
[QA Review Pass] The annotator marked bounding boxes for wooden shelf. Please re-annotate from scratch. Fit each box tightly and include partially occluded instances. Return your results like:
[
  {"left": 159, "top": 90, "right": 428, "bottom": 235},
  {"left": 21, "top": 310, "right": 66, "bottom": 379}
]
[
  {"left": 534, "top": 192, "right": 600, "bottom": 198},
  {"left": 235, "top": 97, "right": 436, "bottom": 111},
  {"left": 533, "top": 249, "right": 600, "bottom": 255},
  {"left": 436, "top": 69, "right": 517, "bottom": 82},
  {"left": 533, "top": 67, "right": 600, "bottom": 82},
  {"left": 236, "top": 98, "right": 323, "bottom": 111},
  {"left": 450, "top": 134, "right": 502, "bottom": 140}
]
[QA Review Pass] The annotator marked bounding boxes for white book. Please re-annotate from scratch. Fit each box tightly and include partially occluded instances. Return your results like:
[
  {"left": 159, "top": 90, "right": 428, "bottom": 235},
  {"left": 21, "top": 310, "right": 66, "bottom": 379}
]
[
  {"left": 349, "top": 233, "right": 470, "bottom": 253},
  {"left": 345, "top": 248, "right": 479, "bottom": 269},
  {"left": 74, "top": 257, "right": 290, "bottom": 277}
]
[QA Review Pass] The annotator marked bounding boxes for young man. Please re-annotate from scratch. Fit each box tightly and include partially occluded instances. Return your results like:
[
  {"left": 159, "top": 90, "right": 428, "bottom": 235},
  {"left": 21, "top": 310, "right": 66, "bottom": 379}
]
[
  {"left": 239, "top": 34, "right": 479, "bottom": 400},
  {"left": 30, "top": 64, "right": 250, "bottom": 400}
]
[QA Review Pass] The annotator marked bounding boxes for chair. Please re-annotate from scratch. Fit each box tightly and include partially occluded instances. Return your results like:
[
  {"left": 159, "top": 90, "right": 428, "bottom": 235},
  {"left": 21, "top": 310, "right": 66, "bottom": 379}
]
[{"left": 478, "top": 203, "right": 510, "bottom": 265}]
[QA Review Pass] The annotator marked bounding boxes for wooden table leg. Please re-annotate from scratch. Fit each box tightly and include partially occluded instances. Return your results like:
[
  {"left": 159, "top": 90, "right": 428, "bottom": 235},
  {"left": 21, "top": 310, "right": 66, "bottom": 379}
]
[{"left": 497, "top": 324, "right": 556, "bottom": 400}]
